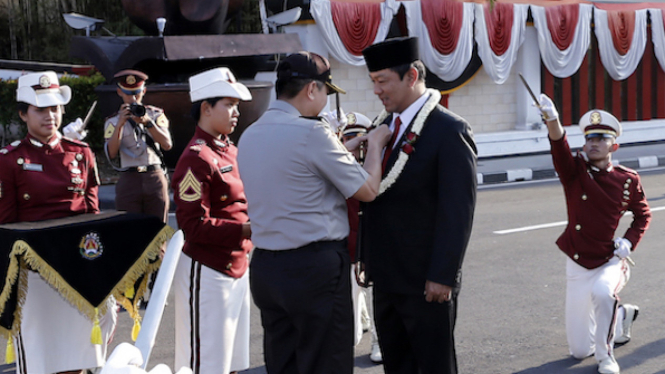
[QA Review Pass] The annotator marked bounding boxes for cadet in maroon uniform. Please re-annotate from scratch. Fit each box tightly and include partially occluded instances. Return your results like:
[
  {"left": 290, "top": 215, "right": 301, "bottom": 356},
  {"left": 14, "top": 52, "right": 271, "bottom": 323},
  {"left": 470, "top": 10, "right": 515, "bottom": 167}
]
[
  {"left": 0, "top": 71, "right": 116, "bottom": 374},
  {"left": 537, "top": 94, "right": 651, "bottom": 374},
  {"left": 171, "top": 67, "right": 252, "bottom": 374}
]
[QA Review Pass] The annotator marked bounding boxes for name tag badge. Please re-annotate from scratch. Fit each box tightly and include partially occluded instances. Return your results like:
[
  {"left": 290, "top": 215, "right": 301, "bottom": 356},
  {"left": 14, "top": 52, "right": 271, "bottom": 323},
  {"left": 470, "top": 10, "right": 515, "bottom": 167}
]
[
  {"left": 23, "top": 163, "right": 43, "bottom": 172},
  {"left": 220, "top": 165, "right": 233, "bottom": 173}
]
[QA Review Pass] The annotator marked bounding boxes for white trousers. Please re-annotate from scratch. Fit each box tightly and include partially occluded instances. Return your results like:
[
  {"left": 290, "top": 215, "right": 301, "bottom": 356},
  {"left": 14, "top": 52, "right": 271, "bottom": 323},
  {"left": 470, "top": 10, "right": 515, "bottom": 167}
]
[
  {"left": 15, "top": 271, "right": 117, "bottom": 374},
  {"left": 350, "top": 267, "right": 378, "bottom": 347},
  {"left": 174, "top": 253, "right": 250, "bottom": 374},
  {"left": 565, "top": 256, "right": 630, "bottom": 362}
]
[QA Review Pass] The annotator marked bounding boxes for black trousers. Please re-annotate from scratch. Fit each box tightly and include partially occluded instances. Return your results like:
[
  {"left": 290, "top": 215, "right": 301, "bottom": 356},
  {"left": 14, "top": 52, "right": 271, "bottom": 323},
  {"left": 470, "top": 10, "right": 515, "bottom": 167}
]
[
  {"left": 250, "top": 240, "right": 353, "bottom": 374},
  {"left": 374, "top": 289, "right": 459, "bottom": 374}
]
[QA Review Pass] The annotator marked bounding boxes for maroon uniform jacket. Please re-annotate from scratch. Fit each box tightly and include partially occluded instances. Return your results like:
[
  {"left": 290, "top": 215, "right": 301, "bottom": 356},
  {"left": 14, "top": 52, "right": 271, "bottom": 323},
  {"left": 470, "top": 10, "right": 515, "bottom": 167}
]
[
  {"left": 0, "top": 133, "right": 100, "bottom": 224},
  {"left": 171, "top": 127, "right": 251, "bottom": 278},
  {"left": 551, "top": 134, "right": 651, "bottom": 269}
]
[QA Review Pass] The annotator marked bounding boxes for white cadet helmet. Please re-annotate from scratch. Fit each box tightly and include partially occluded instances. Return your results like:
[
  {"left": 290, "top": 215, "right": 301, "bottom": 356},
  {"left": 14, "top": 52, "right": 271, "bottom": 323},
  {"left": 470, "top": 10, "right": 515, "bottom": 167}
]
[
  {"left": 17, "top": 71, "right": 71, "bottom": 107},
  {"left": 578, "top": 109, "right": 622, "bottom": 138},
  {"left": 189, "top": 68, "right": 252, "bottom": 103}
]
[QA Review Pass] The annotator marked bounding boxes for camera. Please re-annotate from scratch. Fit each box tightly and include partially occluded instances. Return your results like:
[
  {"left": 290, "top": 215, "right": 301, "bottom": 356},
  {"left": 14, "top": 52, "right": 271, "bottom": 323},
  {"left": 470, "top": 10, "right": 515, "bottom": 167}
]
[{"left": 128, "top": 103, "right": 146, "bottom": 117}]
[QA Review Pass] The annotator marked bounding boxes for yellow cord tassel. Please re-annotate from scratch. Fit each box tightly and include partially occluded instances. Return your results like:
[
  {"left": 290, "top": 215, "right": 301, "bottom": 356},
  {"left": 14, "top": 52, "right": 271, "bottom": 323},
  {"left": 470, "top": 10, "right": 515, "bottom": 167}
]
[
  {"left": 131, "top": 318, "right": 141, "bottom": 342},
  {"left": 91, "top": 307, "right": 102, "bottom": 345},
  {"left": 125, "top": 285, "right": 135, "bottom": 299},
  {"left": 5, "top": 338, "right": 15, "bottom": 364}
]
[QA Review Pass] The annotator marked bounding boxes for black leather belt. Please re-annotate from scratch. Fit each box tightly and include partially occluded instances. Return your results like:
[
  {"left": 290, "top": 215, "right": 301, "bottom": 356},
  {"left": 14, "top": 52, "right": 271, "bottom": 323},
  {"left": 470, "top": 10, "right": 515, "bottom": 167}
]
[{"left": 125, "top": 165, "right": 161, "bottom": 173}]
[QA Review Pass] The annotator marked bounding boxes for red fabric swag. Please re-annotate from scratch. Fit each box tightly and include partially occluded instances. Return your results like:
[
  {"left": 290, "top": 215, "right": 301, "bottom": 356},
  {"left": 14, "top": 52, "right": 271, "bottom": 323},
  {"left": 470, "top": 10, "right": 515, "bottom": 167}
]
[
  {"left": 484, "top": 2, "right": 514, "bottom": 56},
  {"left": 421, "top": 0, "right": 464, "bottom": 55},
  {"left": 331, "top": 2, "right": 382, "bottom": 56},
  {"left": 546, "top": 4, "right": 579, "bottom": 51},
  {"left": 606, "top": 9, "right": 635, "bottom": 56}
]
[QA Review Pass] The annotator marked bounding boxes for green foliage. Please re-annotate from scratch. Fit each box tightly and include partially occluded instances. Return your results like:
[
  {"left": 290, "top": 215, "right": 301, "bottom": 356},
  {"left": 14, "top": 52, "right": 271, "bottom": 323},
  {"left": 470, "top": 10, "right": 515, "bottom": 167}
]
[
  {"left": 224, "top": 0, "right": 263, "bottom": 35},
  {"left": 0, "top": 0, "right": 143, "bottom": 63},
  {"left": 0, "top": 73, "right": 106, "bottom": 151}
]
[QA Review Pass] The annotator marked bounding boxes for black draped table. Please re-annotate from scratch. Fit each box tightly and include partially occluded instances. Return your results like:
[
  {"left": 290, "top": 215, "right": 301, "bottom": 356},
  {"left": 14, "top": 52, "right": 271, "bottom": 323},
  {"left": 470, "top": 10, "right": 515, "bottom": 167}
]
[{"left": 0, "top": 211, "right": 174, "bottom": 339}]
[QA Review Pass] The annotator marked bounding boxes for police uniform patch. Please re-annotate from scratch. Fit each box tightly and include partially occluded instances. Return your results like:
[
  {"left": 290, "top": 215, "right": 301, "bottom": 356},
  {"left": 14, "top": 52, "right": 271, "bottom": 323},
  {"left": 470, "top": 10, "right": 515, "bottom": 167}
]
[
  {"left": 104, "top": 123, "right": 116, "bottom": 139},
  {"left": 178, "top": 169, "right": 202, "bottom": 202},
  {"left": 79, "top": 232, "right": 104, "bottom": 260},
  {"left": 127, "top": 75, "right": 137, "bottom": 85},
  {"left": 156, "top": 113, "right": 169, "bottom": 128},
  {"left": 590, "top": 111, "right": 602, "bottom": 125}
]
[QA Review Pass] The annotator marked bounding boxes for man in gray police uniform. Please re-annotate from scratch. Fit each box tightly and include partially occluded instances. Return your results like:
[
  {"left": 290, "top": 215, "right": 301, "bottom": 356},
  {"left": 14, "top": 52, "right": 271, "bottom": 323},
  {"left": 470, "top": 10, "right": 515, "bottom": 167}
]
[{"left": 237, "top": 51, "right": 391, "bottom": 374}]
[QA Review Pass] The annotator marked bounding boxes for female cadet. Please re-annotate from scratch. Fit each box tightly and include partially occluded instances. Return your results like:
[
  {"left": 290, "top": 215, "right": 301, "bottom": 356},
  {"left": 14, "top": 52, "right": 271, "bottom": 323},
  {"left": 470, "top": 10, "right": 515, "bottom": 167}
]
[
  {"left": 171, "top": 68, "right": 252, "bottom": 374},
  {"left": 0, "top": 71, "right": 117, "bottom": 374}
]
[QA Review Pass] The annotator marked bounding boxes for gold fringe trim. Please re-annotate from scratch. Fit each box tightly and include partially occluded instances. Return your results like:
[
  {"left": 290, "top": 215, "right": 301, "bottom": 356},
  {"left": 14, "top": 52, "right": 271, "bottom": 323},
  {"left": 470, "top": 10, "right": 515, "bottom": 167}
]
[{"left": 0, "top": 225, "right": 174, "bottom": 337}]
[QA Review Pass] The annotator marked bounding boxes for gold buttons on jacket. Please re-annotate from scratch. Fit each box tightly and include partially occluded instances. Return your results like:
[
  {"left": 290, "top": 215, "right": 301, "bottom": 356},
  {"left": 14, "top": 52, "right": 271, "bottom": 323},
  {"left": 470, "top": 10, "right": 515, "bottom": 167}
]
[
  {"left": 581, "top": 194, "right": 587, "bottom": 201},
  {"left": 23, "top": 193, "right": 30, "bottom": 200},
  {"left": 226, "top": 263, "right": 232, "bottom": 270},
  {"left": 573, "top": 253, "right": 579, "bottom": 260},
  {"left": 575, "top": 224, "right": 581, "bottom": 231},
  {"left": 220, "top": 195, "right": 228, "bottom": 201},
  {"left": 17, "top": 158, "right": 24, "bottom": 165}
]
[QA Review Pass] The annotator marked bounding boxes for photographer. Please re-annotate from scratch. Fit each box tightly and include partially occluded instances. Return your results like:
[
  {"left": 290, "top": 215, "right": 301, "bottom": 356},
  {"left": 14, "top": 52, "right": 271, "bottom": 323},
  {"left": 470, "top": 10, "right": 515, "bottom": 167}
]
[{"left": 104, "top": 69, "right": 173, "bottom": 223}]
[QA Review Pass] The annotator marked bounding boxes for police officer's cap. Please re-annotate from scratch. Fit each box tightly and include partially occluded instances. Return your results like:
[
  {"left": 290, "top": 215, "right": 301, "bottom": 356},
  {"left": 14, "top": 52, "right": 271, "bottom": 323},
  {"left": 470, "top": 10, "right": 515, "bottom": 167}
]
[
  {"left": 362, "top": 37, "right": 420, "bottom": 73},
  {"left": 16, "top": 71, "right": 71, "bottom": 107},
  {"left": 578, "top": 110, "right": 622, "bottom": 139},
  {"left": 277, "top": 52, "right": 346, "bottom": 95},
  {"left": 342, "top": 112, "right": 372, "bottom": 137},
  {"left": 114, "top": 69, "right": 148, "bottom": 95}
]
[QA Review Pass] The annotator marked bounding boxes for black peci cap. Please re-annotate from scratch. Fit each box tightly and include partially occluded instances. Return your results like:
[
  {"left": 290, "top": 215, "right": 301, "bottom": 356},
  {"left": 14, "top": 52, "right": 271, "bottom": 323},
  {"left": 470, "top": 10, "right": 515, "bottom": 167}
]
[{"left": 362, "top": 37, "right": 420, "bottom": 72}]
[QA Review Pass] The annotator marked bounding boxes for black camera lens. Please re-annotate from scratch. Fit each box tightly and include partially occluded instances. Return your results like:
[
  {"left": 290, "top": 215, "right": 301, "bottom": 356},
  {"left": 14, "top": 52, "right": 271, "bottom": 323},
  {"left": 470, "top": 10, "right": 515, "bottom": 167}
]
[{"left": 129, "top": 103, "right": 146, "bottom": 117}]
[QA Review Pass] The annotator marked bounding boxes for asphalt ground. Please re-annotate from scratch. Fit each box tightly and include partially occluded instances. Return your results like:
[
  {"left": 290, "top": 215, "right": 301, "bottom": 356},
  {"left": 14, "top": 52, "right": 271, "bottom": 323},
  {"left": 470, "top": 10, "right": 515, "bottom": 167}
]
[{"left": 101, "top": 166, "right": 665, "bottom": 373}]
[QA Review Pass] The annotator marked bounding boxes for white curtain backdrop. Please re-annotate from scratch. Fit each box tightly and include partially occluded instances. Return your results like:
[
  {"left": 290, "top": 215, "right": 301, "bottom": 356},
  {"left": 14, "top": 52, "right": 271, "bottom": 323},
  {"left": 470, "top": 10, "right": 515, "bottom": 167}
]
[
  {"left": 593, "top": 7, "right": 647, "bottom": 81},
  {"left": 474, "top": 3, "right": 528, "bottom": 84},
  {"left": 532, "top": 4, "right": 592, "bottom": 78},
  {"left": 403, "top": 0, "right": 474, "bottom": 82},
  {"left": 310, "top": 0, "right": 400, "bottom": 66}
]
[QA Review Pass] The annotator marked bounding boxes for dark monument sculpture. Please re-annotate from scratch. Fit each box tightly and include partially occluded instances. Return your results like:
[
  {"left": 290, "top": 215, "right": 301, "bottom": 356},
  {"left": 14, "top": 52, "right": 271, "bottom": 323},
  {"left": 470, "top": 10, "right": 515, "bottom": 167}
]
[{"left": 70, "top": 0, "right": 302, "bottom": 167}]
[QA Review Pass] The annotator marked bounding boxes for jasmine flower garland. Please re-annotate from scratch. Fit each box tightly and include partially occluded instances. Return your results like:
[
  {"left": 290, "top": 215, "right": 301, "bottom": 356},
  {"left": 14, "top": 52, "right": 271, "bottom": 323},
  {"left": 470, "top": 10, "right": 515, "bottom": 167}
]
[{"left": 372, "top": 89, "right": 441, "bottom": 196}]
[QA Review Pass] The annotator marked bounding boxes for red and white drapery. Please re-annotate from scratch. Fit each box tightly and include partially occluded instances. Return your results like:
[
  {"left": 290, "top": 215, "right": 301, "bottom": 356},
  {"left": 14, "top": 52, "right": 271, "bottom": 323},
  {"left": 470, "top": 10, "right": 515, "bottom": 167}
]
[
  {"left": 650, "top": 8, "right": 665, "bottom": 73},
  {"left": 594, "top": 7, "right": 647, "bottom": 81},
  {"left": 310, "top": 0, "right": 399, "bottom": 66},
  {"left": 532, "top": 4, "right": 592, "bottom": 78},
  {"left": 311, "top": 0, "right": 665, "bottom": 82},
  {"left": 474, "top": 2, "right": 528, "bottom": 84},
  {"left": 402, "top": 0, "right": 474, "bottom": 82}
]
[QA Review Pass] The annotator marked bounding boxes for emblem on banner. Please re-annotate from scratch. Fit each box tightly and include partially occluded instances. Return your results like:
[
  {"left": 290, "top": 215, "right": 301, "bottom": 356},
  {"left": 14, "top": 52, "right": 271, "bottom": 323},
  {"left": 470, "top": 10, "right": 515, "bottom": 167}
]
[{"left": 79, "top": 232, "right": 104, "bottom": 260}]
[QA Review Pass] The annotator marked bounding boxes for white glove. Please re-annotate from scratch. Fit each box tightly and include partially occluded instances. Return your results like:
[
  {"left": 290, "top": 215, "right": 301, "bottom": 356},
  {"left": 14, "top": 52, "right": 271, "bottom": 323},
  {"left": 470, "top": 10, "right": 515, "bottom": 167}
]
[
  {"left": 100, "top": 343, "right": 193, "bottom": 374},
  {"left": 62, "top": 118, "right": 87, "bottom": 141},
  {"left": 321, "top": 109, "right": 347, "bottom": 134},
  {"left": 613, "top": 237, "right": 632, "bottom": 259},
  {"left": 537, "top": 94, "right": 558, "bottom": 121}
]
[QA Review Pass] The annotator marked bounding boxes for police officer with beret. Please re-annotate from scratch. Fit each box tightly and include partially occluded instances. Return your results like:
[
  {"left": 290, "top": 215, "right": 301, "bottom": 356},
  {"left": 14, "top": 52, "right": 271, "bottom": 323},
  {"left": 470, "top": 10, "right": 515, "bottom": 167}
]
[
  {"left": 537, "top": 94, "right": 651, "bottom": 374},
  {"left": 238, "top": 51, "right": 391, "bottom": 374},
  {"left": 0, "top": 71, "right": 117, "bottom": 374},
  {"left": 104, "top": 69, "right": 173, "bottom": 223}
]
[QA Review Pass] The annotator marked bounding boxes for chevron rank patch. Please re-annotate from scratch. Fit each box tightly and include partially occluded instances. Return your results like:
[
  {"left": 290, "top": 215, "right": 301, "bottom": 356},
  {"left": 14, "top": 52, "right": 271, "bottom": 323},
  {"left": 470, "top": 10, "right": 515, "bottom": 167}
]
[{"left": 178, "top": 169, "right": 202, "bottom": 202}]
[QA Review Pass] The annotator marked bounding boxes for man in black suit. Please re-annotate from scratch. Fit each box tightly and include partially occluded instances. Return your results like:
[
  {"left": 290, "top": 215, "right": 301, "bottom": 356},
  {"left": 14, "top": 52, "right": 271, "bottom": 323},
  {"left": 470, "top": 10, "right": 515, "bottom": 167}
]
[{"left": 360, "top": 37, "right": 477, "bottom": 374}]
